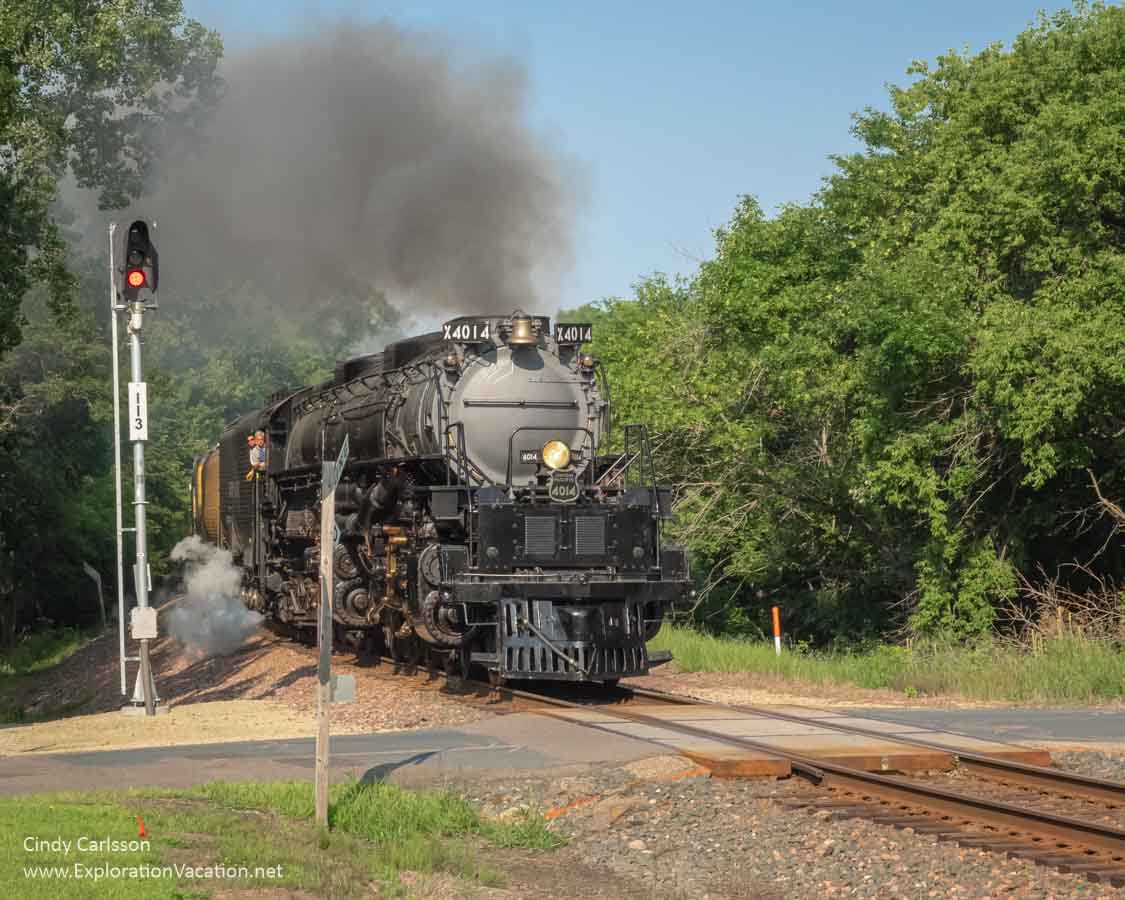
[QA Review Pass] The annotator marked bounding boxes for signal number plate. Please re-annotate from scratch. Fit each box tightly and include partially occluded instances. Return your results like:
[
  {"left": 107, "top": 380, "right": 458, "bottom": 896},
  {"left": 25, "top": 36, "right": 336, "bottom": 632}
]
[
  {"left": 442, "top": 320, "right": 491, "bottom": 342},
  {"left": 555, "top": 323, "right": 592, "bottom": 345}
]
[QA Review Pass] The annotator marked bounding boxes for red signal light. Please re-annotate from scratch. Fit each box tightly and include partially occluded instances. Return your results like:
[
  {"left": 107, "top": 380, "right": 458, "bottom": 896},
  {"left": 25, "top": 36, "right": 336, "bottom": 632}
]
[{"left": 127, "top": 270, "right": 146, "bottom": 289}]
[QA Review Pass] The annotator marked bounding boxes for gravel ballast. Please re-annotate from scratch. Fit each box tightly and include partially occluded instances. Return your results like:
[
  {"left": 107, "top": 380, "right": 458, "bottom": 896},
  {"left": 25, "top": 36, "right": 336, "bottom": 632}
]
[
  {"left": 1056, "top": 750, "right": 1125, "bottom": 783},
  {"left": 461, "top": 754, "right": 1124, "bottom": 899}
]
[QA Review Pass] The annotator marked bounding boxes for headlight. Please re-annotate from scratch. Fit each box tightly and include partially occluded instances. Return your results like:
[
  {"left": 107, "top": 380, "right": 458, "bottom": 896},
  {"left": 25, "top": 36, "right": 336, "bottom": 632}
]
[{"left": 541, "top": 440, "right": 571, "bottom": 470}]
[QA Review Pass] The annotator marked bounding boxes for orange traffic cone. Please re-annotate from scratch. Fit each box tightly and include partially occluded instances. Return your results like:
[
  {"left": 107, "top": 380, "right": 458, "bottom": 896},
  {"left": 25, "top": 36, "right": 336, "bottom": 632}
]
[{"left": 137, "top": 815, "right": 147, "bottom": 839}]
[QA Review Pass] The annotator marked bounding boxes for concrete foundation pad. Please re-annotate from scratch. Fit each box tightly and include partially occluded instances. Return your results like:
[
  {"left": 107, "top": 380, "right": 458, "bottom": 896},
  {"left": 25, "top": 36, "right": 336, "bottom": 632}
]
[{"left": 119, "top": 705, "right": 170, "bottom": 717}]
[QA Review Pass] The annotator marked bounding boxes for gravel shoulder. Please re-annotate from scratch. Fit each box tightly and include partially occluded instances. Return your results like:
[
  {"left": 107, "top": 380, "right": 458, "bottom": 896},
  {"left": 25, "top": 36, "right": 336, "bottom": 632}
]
[
  {"left": 445, "top": 752, "right": 1125, "bottom": 899},
  {"left": 0, "top": 623, "right": 494, "bottom": 754},
  {"left": 0, "top": 698, "right": 328, "bottom": 754}
]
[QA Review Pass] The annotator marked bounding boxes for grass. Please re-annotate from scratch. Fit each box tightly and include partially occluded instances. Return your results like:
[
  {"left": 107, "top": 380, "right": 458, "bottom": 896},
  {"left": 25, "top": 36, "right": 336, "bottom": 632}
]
[
  {"left": 0, "top": 625, "right": 103, "bottom": 723},
  {"left": 2, "top": 778, "right": 564, "bottom": 898},
  {"left": 650, "top": 624, "right": 1125, "bottom": 703},
  {"left": 0, "top": 692, "right": 96, "bottom": 725},
  {"left": 0, "top": 625, "right": 99, "bottom": 676}
]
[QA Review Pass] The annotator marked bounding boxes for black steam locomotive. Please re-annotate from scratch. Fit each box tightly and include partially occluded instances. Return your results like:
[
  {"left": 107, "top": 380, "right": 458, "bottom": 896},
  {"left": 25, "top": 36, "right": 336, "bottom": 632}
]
[{"left": 191, "top": 311, "right": 690, "bottom": 683}]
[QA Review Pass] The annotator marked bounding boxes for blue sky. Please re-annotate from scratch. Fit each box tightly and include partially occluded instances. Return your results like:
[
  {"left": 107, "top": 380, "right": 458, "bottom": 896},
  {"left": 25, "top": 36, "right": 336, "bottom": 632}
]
[{"left": 185, "top": 0, "right": 1072, "bottom": 311}]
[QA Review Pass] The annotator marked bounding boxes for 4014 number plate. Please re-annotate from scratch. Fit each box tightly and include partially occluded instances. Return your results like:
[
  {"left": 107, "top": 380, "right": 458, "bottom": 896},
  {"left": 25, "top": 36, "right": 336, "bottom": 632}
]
[
  {"left": 555, "top": 322, "right": 592, "bottom": 345},
  {"left": 548, "top": 470, "right": 580, "bottom": 503},
  {"left": 442, "top": 320, "right": 491, "bottom": 342}
]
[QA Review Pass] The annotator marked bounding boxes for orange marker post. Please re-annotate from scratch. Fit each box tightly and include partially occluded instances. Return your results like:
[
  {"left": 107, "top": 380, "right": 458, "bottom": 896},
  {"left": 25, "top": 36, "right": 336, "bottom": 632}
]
[{"left": 771, "top": 606, "right": 781, "bottom": 656}]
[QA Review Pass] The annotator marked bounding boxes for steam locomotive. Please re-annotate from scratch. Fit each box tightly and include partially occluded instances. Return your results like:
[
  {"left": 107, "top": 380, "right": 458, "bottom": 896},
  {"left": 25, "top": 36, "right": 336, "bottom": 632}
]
[{"left": 191, "top": 310, "right": 690, "bottom": 683}]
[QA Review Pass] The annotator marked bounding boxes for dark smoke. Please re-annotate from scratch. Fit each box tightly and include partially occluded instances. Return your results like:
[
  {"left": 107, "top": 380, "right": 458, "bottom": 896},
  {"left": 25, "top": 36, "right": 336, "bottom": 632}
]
[{"left": 83, "top": 21, "right": 583, "bottom": 326}]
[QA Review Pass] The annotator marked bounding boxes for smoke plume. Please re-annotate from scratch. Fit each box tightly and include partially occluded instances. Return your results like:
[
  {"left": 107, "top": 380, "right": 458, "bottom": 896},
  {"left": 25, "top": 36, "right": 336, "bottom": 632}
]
[
  {"left": 98, "top": 21, "right": 582, "bottom": 325},
  {"left": 166, "top": 535, "right": 262, "bottom": 660}
]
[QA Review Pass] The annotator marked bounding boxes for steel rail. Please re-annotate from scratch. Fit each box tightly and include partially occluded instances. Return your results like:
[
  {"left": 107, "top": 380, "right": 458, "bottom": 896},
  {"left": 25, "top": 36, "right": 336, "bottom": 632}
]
[
  {"left": 496, "top": 684, "right": 1125, "bottom": 862},
  {"left": 285, "top": 638, "right": 1125, "bottom": 812},
  {"left": 623, "top": 685, "right": 1125, "bottom": 808}
]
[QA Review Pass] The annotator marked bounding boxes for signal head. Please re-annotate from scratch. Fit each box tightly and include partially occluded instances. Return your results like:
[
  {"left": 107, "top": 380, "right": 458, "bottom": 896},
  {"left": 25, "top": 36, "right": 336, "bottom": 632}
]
[{"left": 118, "top": 219, "right": 159, "bottom": 303}]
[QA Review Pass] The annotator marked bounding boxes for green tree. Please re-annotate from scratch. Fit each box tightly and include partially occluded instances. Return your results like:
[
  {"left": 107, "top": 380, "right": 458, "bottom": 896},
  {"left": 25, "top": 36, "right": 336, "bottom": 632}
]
[
  {"left": 587, "top": 2, "right": 1125, "bottom": 641},
  {"left": 0, "top": 1, "right": 221, "bottom": 353},
  {"left": 0, "top": 2, "right": 220, "bottom": 641},
  {"left": 0, "top": 293, "right": 114, "bottom": 642}
]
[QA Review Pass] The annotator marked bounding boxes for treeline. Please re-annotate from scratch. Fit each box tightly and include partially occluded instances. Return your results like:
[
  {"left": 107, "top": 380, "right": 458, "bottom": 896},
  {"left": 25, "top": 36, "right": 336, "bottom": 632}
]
[
  {"left": 566, "top": 3, "right": 1125, "bottom": 643},
  {"left": 2, "top": 3, "right": 1123, "bottom": 646},
  {"left": 0, "top": 3, "right": 384, "bottom": 641},
  {"left": 1, "top": 3, "right": 216, "bottom": 642},
  {"left": 0, "top": 235, "right": 382, "bottom": 641}
]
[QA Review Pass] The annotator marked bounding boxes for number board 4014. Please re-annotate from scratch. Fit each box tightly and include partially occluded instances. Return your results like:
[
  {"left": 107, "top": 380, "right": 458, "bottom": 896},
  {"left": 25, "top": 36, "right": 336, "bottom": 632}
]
[
  {"left": 442, "top": 320, "right": 492, "bottom": 342},
  {"left": 555, "top": 323, "right": 592, "bottom": 345}
]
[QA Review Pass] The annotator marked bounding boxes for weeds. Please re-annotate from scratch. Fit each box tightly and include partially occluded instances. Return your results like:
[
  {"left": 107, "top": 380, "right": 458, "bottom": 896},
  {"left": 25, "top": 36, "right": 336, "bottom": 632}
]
[
  {"left": 11, "top": 778, "right": 563, "bottom": 898},
  {"left": 0, "top": 626, "right": 97, "bottom": 676},
  {"left": 484, "top": 807, "right": 567, "bottom": 849},
  {"left": 136, "top": 777, "right": 563, "bottom": 888},
  {"left": 650, "top": 625, "right": 1125, "bottom": 702}
]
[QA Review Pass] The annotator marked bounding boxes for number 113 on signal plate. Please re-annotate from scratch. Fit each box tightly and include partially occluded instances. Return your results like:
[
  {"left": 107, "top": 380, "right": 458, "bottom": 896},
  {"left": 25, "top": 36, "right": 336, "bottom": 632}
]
[{"left": 128, "top": 381, "right": 148, "bottom": 441}]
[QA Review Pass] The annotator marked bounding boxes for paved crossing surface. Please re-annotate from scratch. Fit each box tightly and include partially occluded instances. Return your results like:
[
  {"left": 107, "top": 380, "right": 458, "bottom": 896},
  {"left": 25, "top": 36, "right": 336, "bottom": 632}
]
[
  {"left": 3, "top": 706, "right": 1124, "bottom": 796},
  {"left": 851, "top": 707, "right": 1125, "bottom": 744},
  {"left": 0, "top": 713, "right": 657, "bottom": 795}
]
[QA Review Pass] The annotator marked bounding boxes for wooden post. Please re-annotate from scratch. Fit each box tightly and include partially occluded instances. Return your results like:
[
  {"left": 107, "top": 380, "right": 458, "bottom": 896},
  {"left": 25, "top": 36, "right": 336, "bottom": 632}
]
[
  {"left": 81, "top": 562, "right": 106, "bottom": 631},
  {"left": 315, "top": 432, "right": 348, "bottom": 829},
  {"left": 772, "top": 606, "right": 782, "bottom": 656},
  {"left": 315, "top": 468, "right": 334, "bottom": 828},
  {"left": 96, "top": 578, "right": 106, "bottom": 631}
]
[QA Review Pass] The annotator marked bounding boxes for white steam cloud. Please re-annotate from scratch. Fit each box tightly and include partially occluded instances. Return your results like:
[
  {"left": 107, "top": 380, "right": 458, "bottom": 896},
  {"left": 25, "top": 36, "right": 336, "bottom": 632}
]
[{"left": 167, "top": 535, "right": 262, "bottom": 660}]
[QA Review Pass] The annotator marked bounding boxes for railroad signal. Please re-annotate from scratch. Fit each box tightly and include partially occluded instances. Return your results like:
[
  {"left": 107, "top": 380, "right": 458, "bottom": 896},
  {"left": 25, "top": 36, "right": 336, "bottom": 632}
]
[
  {"left": 119, "top": 220, "right": 159, "bottom": 303},
  {"left": 107, "top": 219, "right": 164, "bottom": 717}
]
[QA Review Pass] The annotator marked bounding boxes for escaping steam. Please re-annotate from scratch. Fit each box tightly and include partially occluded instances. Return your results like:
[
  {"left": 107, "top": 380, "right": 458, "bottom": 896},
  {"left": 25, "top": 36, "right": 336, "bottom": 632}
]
[
  {"left": 166, "top": 535, "right": 262, "bottom": 660},
  {"left": 91, "top": 20, "right": 583, "bottom": 325}
]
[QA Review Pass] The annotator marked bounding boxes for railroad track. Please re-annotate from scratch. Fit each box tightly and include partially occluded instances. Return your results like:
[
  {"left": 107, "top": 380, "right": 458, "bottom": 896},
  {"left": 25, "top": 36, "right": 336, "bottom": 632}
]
[
  {"left": 541, "top": 685, "right": 1125, "bottom": 887},
  {"left": 282, "top": 639, "right": 1125, "bottom": 885},
  {"left": 434, "top": 674, "right": 1125, "bottom": 885}
]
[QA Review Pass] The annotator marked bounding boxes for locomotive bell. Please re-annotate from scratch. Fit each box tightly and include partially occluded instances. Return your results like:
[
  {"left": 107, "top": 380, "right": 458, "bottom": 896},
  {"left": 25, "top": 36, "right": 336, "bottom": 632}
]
[{"left": 507, "top": 311, "right": 537, "bottom": 346}]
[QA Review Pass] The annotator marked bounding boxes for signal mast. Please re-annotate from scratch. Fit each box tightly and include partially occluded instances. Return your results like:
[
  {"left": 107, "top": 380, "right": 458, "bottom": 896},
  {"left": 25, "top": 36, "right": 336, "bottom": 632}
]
[{"left": 109, "top": 219, "right": 162, "bottom": 716}]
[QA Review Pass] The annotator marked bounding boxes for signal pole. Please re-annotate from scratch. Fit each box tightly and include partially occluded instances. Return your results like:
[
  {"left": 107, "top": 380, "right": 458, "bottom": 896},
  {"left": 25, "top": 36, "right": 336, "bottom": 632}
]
[
  {"left": 113, "top": 220, "right": 161, "bottom": 716},
  {"left": 128, "top": 300, "right": 155, "bottom": 716},
  {"left": 109, "top": 224, "right": 127, "bottom": 696}
]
